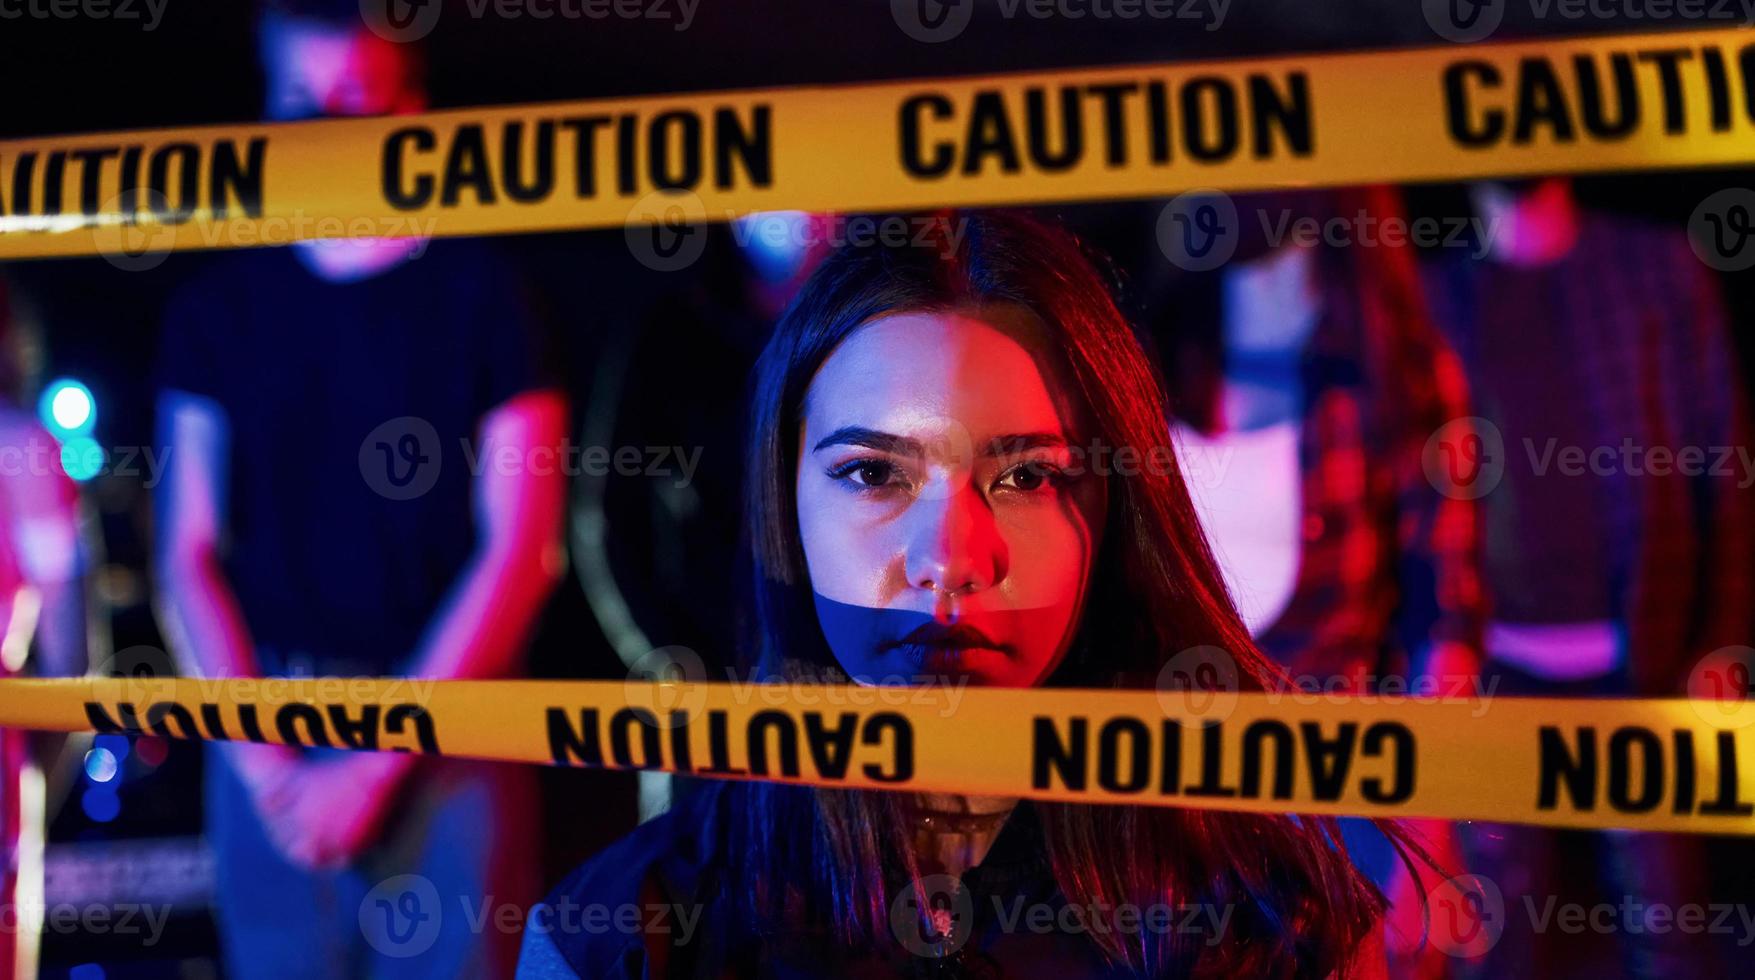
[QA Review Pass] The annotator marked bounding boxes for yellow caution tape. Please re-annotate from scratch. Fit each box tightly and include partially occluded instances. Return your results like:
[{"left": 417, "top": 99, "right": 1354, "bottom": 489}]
[
  {"left": 2, "top": 677, "right": 1752, "bottom": 835},
  {"left": 0, "top": 27, "right": 1752, "bottom": 259}
]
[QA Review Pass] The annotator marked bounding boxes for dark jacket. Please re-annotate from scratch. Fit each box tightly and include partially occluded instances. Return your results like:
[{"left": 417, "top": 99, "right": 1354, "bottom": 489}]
[{"left": 517, "top": 788, "right": 1152, "bottom": 979}]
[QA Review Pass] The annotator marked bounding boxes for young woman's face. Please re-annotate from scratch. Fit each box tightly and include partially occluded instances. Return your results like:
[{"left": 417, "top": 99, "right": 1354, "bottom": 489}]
[{"left": 795, "top": 307, "right": 1108, "bottom": 687}]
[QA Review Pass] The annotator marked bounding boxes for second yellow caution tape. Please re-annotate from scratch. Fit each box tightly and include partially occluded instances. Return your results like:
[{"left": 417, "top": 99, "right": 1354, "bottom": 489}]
[
  {"left": 0, "top": 27, "right": 1753, "bottom": 259},
  {"left": 1, "top": 676, "right": 1753, "bottom": 835}
]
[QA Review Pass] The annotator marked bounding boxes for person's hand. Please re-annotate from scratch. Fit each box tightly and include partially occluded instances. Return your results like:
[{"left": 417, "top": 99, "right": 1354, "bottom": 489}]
[
  {"left": 1416, "top": 641, "right": 1481, "bottom": 699},
  {"left": 1383, "top": 817, "right": 1467, "bottom": 980},
  {"left": 260, "top": 751, "right": 418, "bottom": 871},
  {"left": 222, "top": 741, "right": 302, "bottom": 819}
]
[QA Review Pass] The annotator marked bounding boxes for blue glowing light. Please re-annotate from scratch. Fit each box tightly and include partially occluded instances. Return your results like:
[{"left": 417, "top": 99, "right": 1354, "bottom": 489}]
[
  {"left": 734, "top": 211, "right": 813, "bottom": 282},
  {"left": 83, "top": 747, "right": 119, "bottom": 783},
  {"left": 81, "top": 785, "right": 121, "bottom": 823},
  {"left": 94, "top": 733, "right": 131, "bottom": 761}
]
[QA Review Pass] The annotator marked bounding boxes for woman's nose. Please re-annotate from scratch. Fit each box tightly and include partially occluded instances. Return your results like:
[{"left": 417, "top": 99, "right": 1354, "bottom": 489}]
[{"left": 902, "top": 485, "right": 1008, "bottom": 597}]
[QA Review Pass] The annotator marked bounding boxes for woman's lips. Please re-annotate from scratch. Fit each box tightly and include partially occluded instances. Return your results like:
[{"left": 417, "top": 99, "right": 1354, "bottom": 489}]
[
  {"left": 811, "top": 593, "right": 1033, "bottom": 678},
  {"left": 881, "top": 623, "right": 1013, "bottom": 671}
]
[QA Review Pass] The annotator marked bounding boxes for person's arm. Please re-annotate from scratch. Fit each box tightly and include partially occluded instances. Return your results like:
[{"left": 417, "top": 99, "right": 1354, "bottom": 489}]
[
  {"left": 1676, "top": 250, "right": 1755, "bottom": 684},
  {"left": 1385, "top": 337, "right": 1480, "bottom": 978},
  {"left": 4, "top": 428, "right": 86, "bottom": 679},
  {"left": 152, "top": 391, "right": 300, "bottom": 793},
  {"left": 268, "top": 389, "right": 569, "bottom": 869},
  {"left": 1, "top": 425, "right": 90, "bottom": 830},
  {"left": 515, "top": 912, "right": 583, "bottom": 979},
  {"left": 1394, "top": 342, "right": 1484, "bottom": 684},
  {"left": 402, "top": 388, "right": 570, "bottom": 682},
  {"left": 31, "top": 579, "right": 85, "bottom": 679}
]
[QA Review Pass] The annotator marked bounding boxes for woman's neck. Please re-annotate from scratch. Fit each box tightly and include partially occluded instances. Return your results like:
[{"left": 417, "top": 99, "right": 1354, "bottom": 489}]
[{"left": 910, "top": 794, "right": 1019, "bottom": 879}]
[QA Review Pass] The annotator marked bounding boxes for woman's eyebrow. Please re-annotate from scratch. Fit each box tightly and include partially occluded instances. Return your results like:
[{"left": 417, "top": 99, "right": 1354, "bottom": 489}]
[
  {"left": 810, "top": 428, "right": 1068, "bottom": 457},
  {"left": 810, "top": 426, "right": 922, "bottom": 455},
  {"left": 983, "top": 432, "right": 1068, "bottom": 456}
]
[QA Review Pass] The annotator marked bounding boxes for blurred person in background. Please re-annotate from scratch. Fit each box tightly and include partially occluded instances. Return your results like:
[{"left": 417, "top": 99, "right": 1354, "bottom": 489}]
[
  {"left": 152, "top": 3, "right": 566, "bottom": 976},
  {"left": 0, "top": 274, "right": 89, "bottom": 979},
  {"left": 1422, "top": 176, "right": 1755, "bottom": 979},
  {"left": 1147, "top": 187, "right": 1484, "bottom": 977}
]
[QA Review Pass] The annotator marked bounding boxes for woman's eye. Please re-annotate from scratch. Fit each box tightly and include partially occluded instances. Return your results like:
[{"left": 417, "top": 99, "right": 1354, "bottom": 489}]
[
  {"left": 829, "top": 459, "right": 902, "bottom": 489},
  {"left": 997, "top": 461, "right": 1061, "bottom": 492}
]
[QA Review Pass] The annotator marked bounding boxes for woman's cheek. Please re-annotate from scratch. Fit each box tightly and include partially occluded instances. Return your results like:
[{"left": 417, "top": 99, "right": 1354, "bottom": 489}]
[
  {"left": 999, "top": 511, "right": 1093, "bottom": 610},
  {"left": 798, "top": 488, "right": 889, "bottom": 607},
  {"left": 1000, "top": 512, "right": 1095, "bottom": 681}
]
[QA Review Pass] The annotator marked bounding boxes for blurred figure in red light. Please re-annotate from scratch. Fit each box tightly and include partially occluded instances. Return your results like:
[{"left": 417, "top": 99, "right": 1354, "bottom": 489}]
[
  {"left": 1423, "top": 176, "right": 1754, "bottom": 979},
  {"left": 0, "top": 275, "right": 89, "bottom": 980},
  {"left": 152, "top": 4, "right": 565, "bottom": 977},
  {"left": 1148, "top": 187, "right": 1485, "bottom": 977}
]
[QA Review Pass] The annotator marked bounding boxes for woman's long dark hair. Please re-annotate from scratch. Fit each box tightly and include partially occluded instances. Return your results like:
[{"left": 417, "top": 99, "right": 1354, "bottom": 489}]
[{"left": 724, "top": 209, "right": 1403, "bottom": 977}]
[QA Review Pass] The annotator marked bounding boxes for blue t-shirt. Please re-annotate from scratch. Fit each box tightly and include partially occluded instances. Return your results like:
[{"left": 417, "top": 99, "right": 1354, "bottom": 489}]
[{"left": 155, "top": 241, "right": 551, "bottom": 676}]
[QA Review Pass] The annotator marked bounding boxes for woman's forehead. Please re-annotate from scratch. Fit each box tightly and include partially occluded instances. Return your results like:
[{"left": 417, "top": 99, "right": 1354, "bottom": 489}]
[{"left": 801, "top": 308, "right": 1080, "bottom": 440}]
